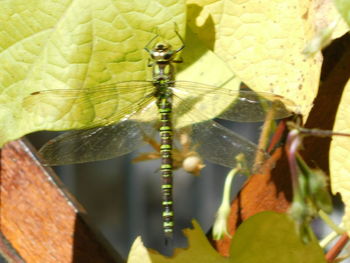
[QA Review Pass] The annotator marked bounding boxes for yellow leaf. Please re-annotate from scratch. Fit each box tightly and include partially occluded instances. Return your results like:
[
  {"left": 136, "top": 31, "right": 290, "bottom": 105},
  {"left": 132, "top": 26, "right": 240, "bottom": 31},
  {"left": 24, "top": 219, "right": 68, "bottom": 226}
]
[
  {"left": 311, "top": 0, "right": 349, "bottom": 39},
  {"left": 331, "top": 5, "right": 350, "bottom": 235},
  {"left": 127, "top": 237, "right": 152, "bottom": 263},
  {"left": 303, "top": 0, "right": 349, "bottom": 57},
  {"left": 186, "top": 0, "right": 326, "bottom": 117},
  {"left": 329, "top": 78, "right": 350, "bottom": 235}
]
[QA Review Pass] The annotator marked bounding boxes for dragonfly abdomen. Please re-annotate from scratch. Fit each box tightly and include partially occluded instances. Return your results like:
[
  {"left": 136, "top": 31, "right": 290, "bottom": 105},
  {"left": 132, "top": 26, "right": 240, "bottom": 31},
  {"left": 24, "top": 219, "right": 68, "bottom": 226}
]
[{"left": 158, "top": 97, "right": 174, "bottom": 238}]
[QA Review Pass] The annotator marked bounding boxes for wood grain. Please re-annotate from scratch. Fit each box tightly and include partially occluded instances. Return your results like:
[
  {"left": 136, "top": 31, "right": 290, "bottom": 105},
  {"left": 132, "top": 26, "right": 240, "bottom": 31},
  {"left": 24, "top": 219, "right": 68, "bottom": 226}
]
[{"left": 0, "top": 138, "right": 123, "bottom": 263}]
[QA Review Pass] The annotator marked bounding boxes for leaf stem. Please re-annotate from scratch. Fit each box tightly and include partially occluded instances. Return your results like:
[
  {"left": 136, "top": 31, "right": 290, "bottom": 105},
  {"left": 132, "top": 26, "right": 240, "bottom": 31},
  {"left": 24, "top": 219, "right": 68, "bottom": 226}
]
[{"left": 319, "top": 210, "right": 345, "bottom": 234}]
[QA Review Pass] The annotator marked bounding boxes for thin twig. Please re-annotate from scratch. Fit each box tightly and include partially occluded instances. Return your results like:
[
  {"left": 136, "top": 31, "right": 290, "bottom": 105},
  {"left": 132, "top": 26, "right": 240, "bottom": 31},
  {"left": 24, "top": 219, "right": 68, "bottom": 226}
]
[
  {"left": 325, "top": 233, "right": 349, "bottom": 262},
  {"left": 319, "top": 210, "right": 345, "bottom": 234}
]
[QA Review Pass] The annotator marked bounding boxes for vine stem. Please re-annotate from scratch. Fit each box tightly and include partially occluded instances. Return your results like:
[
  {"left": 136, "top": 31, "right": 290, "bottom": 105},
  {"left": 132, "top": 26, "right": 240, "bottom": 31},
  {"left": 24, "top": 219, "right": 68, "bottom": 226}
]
[
  {"left": 325, "top": 233, "right": 349, "bottom": 262},
  {"left": 285, "top": 129, "right": 300, "bottom": 191},
  {"left": 319, "top": 210, "right": 345, "bottom": 235}
]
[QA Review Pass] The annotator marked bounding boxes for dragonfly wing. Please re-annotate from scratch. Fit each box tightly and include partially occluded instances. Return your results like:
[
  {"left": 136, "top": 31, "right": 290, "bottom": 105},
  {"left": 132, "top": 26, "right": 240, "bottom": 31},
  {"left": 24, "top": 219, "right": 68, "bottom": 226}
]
[
  {"left": 172, "top": 81, "right": 295, "bottom": 123},
  {"left": 23, "top": 81, "right": 156, "bottom": 128},
  {"left": 171, "top": 94, "right": 269, "bottom": 171},
  {"left": 188, "top": 120, "right": 268, "bottom": 170},
  {"left": 39, "top": 120, "right": 155, "bottom": 166}
]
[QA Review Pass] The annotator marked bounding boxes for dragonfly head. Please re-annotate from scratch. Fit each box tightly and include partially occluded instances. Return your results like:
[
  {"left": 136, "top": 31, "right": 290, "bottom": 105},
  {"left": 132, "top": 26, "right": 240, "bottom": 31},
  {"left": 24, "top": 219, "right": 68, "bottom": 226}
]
[
  {"left": 151, "top": 42, "right": 175, "bottom": 62},
  {"left": 154, "top": 42, "right": 171, "bottom": 51}
]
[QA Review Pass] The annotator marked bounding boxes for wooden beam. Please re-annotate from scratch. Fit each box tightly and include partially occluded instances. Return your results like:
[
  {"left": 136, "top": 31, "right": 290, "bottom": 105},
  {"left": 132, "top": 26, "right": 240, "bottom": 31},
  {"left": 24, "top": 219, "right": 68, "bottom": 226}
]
[{"left": 0, "top": 138, "right": 124, "bottom": 263}]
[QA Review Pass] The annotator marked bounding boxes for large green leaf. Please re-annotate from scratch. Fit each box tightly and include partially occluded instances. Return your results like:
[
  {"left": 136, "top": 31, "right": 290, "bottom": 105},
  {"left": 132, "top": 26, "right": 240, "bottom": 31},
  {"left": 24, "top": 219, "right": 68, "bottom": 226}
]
[
  {"left": 2, "top": 0, "right": 186, "bottom": 142},
  {"left": 230, "top": 212, "right": 326, "bottom": 263},
  {"left": 128, "top": 212, "right": 326, "bottom": 263},
  {"left": 0, "top": 0, "right": 236, "bottom": 146}
]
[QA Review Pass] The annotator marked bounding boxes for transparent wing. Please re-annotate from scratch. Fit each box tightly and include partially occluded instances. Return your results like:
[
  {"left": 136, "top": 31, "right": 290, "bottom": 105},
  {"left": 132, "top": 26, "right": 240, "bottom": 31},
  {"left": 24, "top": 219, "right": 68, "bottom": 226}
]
[
  {"left": 189, "top": 120, "right": 267, "bottom": 170},
  {"left": 39, "top": 120, "right": 156, "bottom": 166},
  {"left": 30, "top": 80, "right": 293, "bottom": 169},
  {"left": 171, "top": 81, "right": 296, "bottom": 124},
  {"left": 23, "top": 81, "right": 156, "bottom": 128},
  {"left": 171, "top": 93, "right": 270, "bottom": 171}
]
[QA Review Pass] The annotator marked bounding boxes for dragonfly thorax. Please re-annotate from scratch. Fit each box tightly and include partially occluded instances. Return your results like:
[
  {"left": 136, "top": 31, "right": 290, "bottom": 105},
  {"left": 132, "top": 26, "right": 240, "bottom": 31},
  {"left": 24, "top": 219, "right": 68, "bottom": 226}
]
[{"left": 150, "top": 42, "right": 177, "bottom": 82}]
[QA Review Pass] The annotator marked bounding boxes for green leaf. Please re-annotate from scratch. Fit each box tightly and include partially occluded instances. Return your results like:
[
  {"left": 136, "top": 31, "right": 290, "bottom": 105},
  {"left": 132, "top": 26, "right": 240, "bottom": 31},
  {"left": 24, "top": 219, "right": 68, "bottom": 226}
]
[
  {"left": 0, "top": 0, "right": 235, "bottom": 146},
  {"left": 230, "top": 212, "right": 327, "bottom": 263},
  {"left": 0, "top": 0, "right": 188, "bottom": 144},
  {"left": 128, "top": 213, "right": 326, "bottom": 262},
  {"left": 334, "top": 0, "right": 350, "bottom": 26}
]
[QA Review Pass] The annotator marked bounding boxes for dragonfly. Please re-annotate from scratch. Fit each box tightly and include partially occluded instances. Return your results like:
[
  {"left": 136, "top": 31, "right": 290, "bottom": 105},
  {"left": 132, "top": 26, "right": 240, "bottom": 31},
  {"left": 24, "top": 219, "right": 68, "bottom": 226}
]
[{"left": 23, "top": 30, "right": 295, "bottom": 239}]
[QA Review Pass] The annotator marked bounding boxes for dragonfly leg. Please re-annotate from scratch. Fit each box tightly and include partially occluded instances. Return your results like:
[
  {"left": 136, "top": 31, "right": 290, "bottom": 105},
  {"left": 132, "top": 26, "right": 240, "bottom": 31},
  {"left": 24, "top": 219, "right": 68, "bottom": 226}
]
[
  {"left": 174, "top": 32, "right": 185, "bottom": 52},
  {"left": 172, "top": 57, "right": 183, "bottom": 63},
  {"left": 147, "top": 58, "right": 154, "bottom": 67},
  {"left": 173, "top": 23, "right": 185, "bottom": 52},
  {"left": 144, "top": 34, "right": 159, "bottom": 54}
]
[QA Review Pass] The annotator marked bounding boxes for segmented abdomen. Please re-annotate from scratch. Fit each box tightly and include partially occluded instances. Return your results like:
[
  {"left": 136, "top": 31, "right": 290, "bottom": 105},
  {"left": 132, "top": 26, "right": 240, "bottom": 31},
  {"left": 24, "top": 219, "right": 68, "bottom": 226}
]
[{"left": 158, "top": 97, "right": 174, "bottom": 237}]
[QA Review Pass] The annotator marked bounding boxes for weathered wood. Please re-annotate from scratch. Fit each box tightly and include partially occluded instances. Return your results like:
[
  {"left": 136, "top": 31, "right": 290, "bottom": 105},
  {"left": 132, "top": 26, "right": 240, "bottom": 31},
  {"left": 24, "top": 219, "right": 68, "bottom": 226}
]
[
  {"left": 0, "top": 231, "right": 24, "bottom": 263},
  {"left": 0, "top": 138, "right": 124, "bottom": 263}
]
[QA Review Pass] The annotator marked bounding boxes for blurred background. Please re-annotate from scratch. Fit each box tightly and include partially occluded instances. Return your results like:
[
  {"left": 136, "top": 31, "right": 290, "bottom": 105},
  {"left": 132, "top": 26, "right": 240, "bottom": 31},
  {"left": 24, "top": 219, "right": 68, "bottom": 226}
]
[
  {"left": 26, "top": 121, "right": 261, "bottom": 258},
  {"left": 26, "top": 119, "right": 346, "bottom": 260}
]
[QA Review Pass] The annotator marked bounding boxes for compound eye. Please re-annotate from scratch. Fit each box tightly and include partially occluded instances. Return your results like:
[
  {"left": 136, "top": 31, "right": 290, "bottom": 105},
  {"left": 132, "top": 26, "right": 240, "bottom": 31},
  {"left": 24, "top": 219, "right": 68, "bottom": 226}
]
[
  {"left": 163, "top": 53, "right": 172, "bottom": 60},
  {"left": 156, "top": 43, "right": 167, "bottom": 50}
]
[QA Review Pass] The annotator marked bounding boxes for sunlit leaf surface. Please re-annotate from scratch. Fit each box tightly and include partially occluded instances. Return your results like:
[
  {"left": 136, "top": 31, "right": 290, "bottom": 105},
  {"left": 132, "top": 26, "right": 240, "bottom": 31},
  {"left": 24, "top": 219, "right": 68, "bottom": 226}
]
[
  {"left": 0, "top": 0, "right": 189, "bottom": 145},
  {"left": 229, "top": 212, "right": 326, "bottom": 263},
  {"left": 334, "top": 0, "right": 350, "bottom": 27},
  {"left": 330, "top": 78, "right": 350, "bottom": 235},
  {"left": 128, "top": 213, "right": 326, "bottom": 263},
  {"left": 129, "top": 220, "right": 227, "bottom": 263},
  {"left": 186, "top": 0, "right": 336, "bottom": 118}
]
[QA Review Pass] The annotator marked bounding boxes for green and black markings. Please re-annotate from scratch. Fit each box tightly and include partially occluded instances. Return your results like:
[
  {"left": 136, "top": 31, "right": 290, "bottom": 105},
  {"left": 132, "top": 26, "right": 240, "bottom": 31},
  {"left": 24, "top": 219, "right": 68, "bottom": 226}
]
[{"left": 144, "top": 32, "right": 184, "bottom": 238}]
